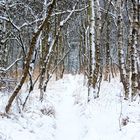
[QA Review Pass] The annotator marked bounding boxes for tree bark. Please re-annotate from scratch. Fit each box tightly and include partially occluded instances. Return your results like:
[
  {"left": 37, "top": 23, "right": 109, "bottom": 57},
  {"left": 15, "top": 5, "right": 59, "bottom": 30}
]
[{"left": 5, "top": 0, "right": 56, "bottom": 113}]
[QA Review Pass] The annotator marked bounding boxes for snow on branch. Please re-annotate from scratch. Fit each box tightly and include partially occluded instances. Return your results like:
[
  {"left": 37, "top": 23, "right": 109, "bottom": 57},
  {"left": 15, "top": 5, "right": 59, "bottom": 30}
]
[
  {"left": 51, "top": 5, "right": 89, "bottom": 16},
  {"left": 45, "top": 4, "right": 79, "bottom": 63},
  {"left": 94, "top": 5, "right": 117, "bottom": 19},
  {"left": 0, "top": 1, "right": 54, "bottom": 32},
  {"left": 0, "top": 16, "right": 9, "bottom": 21},
  {"left": 60, "top": 3, "right": 77, "bottom": 27},
  {"left": 0, "top": 57, "right": 23, "bottom": 73}
]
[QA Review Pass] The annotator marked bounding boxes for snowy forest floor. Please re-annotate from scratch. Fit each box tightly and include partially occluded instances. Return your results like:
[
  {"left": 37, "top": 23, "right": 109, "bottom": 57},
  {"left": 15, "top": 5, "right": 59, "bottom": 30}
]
[{"left": 0, "top": 74, "right": 140, "bottom": 140}]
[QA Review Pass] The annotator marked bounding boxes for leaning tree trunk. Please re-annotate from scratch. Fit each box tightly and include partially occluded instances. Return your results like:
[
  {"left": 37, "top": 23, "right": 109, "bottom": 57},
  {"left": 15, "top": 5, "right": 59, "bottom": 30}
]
[{"left": 5, "top": 0, "right": 56, "bottom": 113}]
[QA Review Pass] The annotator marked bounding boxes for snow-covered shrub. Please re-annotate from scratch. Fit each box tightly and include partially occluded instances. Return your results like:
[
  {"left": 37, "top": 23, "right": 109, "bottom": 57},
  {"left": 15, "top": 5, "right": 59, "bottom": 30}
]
[{"left": 40, "top": 106, "right": 55, "bottom": 118}]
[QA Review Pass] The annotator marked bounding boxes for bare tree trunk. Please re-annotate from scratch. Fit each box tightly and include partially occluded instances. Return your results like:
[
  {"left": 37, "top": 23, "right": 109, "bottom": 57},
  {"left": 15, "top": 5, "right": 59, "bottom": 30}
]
[
  {"left": 125, "top": 31, "right": 131, "bottom": 99},
  {"left": 104, "top": 20, "right": 110, "bottom": 82},
  {"left": 130, "top": 0, "right": 139, "bottom": 100},
  {"left": 5, "top": 0, "right": 56, "bottom": 113},
  {"left": 92, "top": 0, "right": 101, "bottom": 97},
  {"left": 117, "top": 0, "right": 128, "bottom": 99},
  {"left": 87, "top": 0, "right": 95, "bottom": 101}
]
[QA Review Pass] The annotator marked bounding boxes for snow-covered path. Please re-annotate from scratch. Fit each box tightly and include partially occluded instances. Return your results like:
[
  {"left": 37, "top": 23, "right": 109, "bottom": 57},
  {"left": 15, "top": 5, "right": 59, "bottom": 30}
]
[
  {"left": 1, "top": 75, "right": 140, "bottom": 140},
  {"left": 55, "top": 94, "right": 81, "bottom": 140},
  {"left": 54, "top": 75, "right": 83, "bottom": 140},
  {"left": 49, "top": 75, "right": 140, "bottom": 140}
]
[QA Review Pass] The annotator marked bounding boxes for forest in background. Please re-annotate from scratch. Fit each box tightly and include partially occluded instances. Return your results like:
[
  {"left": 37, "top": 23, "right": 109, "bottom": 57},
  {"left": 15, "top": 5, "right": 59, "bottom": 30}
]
[{"left": 0, "top": 0, "right": 140, "bottom": 114}]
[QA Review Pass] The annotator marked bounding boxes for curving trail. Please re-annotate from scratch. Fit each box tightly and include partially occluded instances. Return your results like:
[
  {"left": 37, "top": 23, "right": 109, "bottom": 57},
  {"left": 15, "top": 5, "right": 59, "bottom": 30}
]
[{"left": 54, "top": 75, "right": 83, "bottom": 140}]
